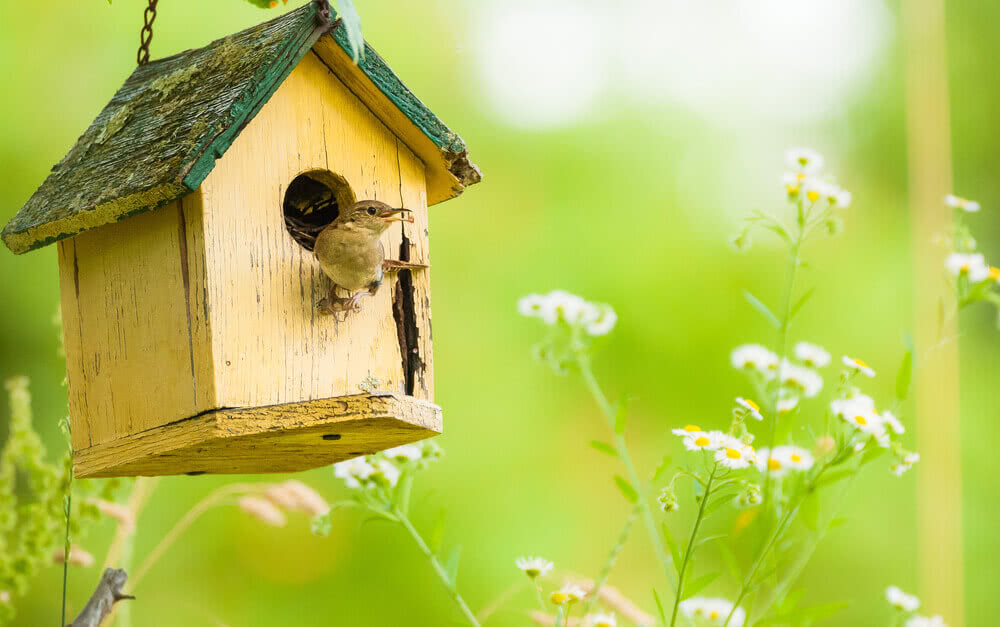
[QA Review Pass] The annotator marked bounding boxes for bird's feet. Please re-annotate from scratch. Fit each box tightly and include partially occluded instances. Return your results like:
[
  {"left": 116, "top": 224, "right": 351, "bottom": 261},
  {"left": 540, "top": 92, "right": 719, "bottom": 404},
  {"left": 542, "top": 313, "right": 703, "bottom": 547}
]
[{"left": 317, "top": 289, "right": 365, "bottom": 320}]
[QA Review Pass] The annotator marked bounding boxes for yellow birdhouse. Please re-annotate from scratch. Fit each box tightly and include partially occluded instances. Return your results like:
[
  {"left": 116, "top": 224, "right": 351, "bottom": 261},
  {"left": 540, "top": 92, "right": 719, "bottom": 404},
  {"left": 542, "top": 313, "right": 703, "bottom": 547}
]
[{"left": 0, "top": 3, "right": 480, "bottom": 478}]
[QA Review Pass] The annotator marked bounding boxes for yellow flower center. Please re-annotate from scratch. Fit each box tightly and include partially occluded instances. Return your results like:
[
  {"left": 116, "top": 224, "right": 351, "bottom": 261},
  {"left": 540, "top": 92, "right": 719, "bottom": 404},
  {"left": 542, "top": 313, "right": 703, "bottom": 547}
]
[
  {"left": 960, "top": 264, "right": 970, "bottom": 273},
  {"left": 798, "top": 157, "right": 809, "bottom": 167},
  {"left": 695, "top": 436, "right": 710, "bottom": 447},
  {"left": 807, "top": 190, "right": 820, "bottom": 202},
  {"left": 768, "top": 458, "right": 781, "bottom": 470},
  {"left": 596, "top": 622, "right": 612, "bottom": 627},
  {"left": 990, "top": 267, "right": 1000, "bottom": 281},
  {"left": 710, "top": 611, "right": 720, "bottom": 620},
  {"left": 743, "top": 399, "right": 761, "bottom": 411},
  {"left": 854, "top": 415, "right": 867, "bottom": 426},
  {"left": 726, "top": 448, "right": 742, "bottom": 459},
  {"left": 551, "top": 592, "right": 568, "bottom": 605},
  {"left": 852, "top": 358, "right": 870, "bottom": 368},
  {"left": 786, "top": 184, "right": 800, "bottom": 195},
  {"left": 796, "top": 172, "right": 807, "bottom": 181},
  {"left": 790, "top": 454, "right": 802, "bottom": 462},
  {"left": 684, "top": 425, "right": 701, "bottom": 432}
]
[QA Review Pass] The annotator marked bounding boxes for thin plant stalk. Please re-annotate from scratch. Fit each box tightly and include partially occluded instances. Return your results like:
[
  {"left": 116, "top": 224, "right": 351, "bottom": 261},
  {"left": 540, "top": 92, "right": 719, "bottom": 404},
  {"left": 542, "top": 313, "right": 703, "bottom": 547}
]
[
  {"left": 577, "top": 355, "right": 677, "bottom": 594},
  {"left": 668, "top": 464, "right": 719, "bottom": 627},
  {"left": 60, "top": 492, "right": 71, "bottom": 627},
  {"left": 582, "top": 505, "right": 639, "bottom": 616},
  {"left": 392, "top": 506, "right": 481, "bottom": 627}
]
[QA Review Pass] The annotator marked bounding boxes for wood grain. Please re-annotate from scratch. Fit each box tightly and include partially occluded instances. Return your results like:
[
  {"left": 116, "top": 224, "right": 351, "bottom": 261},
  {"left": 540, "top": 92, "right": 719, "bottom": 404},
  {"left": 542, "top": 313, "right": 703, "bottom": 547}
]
[{"left": 73, "top": 393, "right": 442, "bottom": 478}]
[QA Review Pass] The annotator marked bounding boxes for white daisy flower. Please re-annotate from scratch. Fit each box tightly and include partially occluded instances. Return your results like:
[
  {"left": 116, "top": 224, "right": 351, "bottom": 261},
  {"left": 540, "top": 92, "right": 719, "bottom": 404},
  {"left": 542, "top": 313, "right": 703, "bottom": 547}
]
[
  {"left": 679, "top": 597, "right": 745, "bottom": 626},
  {"left": 515, "top": 556, "right": 554, "bottom": 579},
  {"left": 803, "top": 178, "right": 839, "bottom": 204},
  {"left": 372, "top": 459, "right": 400, "bottom": 487},
  {"left": 756, "top": 445, "right": 813, "bottom": 476},
  {"left": 517, "top": 294, "right": 547, "bottom": 318},
  {"left": 886, "top": 586, "right": 920, "bottom": 612},
  {"left": 754, "top": 447, "right": 788, "bottom": 476},
  {"left": 551, "top": 582, "right": 587, "bottom": 604},
  {"left": 778, "top": 360, "right": 824, "bottom": 397},
  {"left": 785, "top": 148, "right": 824, "bottom": 174},
  {"left": 730, "top": 344, "right": 779, "bottom": 374},
  {"left": 782, "top": 171, "right": 805, "bottom": 197},
  {"left": 882, "top": 410, "right": 905, "bottom": 435},
  {"left": 334, "top": 458, "right": 375, "bottom": 489},
  {"left": 714, "top": 435, "right": 756, "bottom": 470},
  {"left": 540, "top": 290, "right": 588, "bottom": 325},
  {"left": 583, "top": 303, "right": 617, "bottom": 336},
  {"left": 672, "top": 424, "right": 705, "bottom": 437},
  {"left": 794, "top": 342, "right": 831, "bottom": 368},
  {"left": 384, "top": 444, "right": 422, "bottom": 463},
  {"left": 945, "top": 252, "right": 990, "bottom": 282},
  {"left": 832, "top": 187, "right": 852, "bottom": 208},
  {"left": 831, "top": 395, "right": 888, "bottom": 442},
  {"left": 586, "top": 612, "right": 617, "bottom": 627},
  {"left": 891, "top": 452, "right": 920, "bottom": 476},
  {"left": 735, "top": 397, "right": 764, "bottom": 421},
  {"left": 683, "top": 430, "right": 725, "bottom": 452},
  {"left": 944, "top": 193, "right": 980, "bottom": 213},
  {"left": 905, "top": 615, "right": 947, "bottom": 627},
  {"left": 842, "top": 355, "right": 876, "bottom": 377},
  {"left": 777, "top": 396, "right": 799, "bottom": 414}
]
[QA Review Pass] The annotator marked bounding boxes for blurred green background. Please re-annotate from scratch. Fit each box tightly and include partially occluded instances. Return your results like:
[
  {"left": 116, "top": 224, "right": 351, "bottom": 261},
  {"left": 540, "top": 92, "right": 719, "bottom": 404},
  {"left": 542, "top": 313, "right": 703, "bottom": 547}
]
[{"left": 2, "top": 0, "right": 998, "bottom": 625}]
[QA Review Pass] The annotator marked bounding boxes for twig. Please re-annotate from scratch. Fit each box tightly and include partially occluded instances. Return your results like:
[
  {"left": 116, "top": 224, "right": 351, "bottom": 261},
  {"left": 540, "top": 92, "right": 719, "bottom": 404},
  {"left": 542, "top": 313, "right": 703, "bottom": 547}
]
[{"left": 68, "top": 568, "right": 134, "bottom": 627}]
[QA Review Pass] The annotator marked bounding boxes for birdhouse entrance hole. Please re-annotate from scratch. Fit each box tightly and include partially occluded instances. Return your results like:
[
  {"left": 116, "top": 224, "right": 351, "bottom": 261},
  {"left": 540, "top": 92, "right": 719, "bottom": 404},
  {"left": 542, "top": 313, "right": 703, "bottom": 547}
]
[{"left": 283, "top": 170, "right": 355, "bottom": 251}]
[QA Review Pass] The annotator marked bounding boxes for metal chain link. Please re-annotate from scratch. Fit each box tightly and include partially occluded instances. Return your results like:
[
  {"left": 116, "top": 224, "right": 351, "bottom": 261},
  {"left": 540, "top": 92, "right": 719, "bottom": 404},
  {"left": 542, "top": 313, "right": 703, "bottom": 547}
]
[{"left": 137, "top": 0, "right": 159, "bottom": 65}]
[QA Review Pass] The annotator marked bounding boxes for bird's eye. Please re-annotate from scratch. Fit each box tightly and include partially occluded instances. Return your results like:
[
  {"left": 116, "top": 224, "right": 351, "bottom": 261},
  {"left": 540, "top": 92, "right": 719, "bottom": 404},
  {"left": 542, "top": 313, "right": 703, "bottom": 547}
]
[{"left": 366, "top": 207, "right": 377, "bottom": 216}]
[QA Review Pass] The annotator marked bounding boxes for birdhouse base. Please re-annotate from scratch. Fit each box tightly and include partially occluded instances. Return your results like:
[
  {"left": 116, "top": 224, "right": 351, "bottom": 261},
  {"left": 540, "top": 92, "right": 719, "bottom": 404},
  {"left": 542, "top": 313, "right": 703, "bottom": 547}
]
[{"left": 72, "top": 393, "right": 442, "bottom": 478}]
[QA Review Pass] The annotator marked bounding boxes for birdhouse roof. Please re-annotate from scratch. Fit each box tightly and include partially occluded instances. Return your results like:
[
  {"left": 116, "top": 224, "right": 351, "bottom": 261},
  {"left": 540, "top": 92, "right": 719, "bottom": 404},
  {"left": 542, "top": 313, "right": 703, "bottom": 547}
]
[{"left": 1, "top": 2, "right": 480, "bottom": 254}]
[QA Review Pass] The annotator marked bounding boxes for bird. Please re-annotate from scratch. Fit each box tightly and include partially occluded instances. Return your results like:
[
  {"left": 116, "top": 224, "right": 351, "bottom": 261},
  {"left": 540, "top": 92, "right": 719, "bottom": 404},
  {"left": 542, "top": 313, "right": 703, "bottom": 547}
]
[{"left": 313, "top": 199, "right": 419, "bottom": 319}]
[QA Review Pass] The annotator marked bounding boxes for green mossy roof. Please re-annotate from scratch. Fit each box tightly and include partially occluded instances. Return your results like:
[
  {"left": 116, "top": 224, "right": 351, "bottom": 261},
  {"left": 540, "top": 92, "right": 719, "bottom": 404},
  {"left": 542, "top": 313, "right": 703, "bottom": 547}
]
[{"left": 2, "top": 2, "right": 479, "bottom": 254}]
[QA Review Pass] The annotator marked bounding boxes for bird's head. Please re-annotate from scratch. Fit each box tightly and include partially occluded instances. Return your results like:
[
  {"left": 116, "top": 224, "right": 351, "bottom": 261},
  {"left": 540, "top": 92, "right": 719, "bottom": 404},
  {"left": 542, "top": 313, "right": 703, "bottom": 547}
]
[{"left": 337, "top": 200, "right": 412, "bottom": 235}]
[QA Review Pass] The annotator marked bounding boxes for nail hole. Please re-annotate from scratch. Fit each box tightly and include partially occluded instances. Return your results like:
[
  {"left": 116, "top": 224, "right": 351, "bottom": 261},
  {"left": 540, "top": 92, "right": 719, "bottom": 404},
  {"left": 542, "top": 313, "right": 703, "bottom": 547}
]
[
  {"left": 185, "top": 471, "right": 206, "bottom": 476},
  {"left": 322, "top": 434, "right": 342, "bottom": 441}
]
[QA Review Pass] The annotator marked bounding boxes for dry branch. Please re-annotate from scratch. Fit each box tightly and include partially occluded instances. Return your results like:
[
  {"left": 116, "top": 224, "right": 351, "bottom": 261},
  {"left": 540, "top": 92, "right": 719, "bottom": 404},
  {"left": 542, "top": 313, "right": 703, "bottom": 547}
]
[{"left": 68, "top": 568, "right": 134, "bottom": 627}]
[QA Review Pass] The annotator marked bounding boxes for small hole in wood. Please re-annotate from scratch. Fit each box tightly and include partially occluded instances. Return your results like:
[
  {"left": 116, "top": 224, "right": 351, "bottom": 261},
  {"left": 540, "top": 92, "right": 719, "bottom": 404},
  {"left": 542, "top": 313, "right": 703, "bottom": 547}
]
[
  {"left": 185, "top": 471, "right": 206, "bottom": 476},
  {"left": 283, "top": 170, "right": 355, "bottom": 251},
  {"left": 322, "top": 434, "right": 342, "bottom": 441}
]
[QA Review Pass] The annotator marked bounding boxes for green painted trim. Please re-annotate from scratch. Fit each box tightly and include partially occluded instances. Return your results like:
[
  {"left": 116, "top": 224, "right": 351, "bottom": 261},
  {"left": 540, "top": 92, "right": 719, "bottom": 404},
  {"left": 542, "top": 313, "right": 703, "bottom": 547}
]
[
  {"left": 329, "top": 29, "right": 467, "bottom": 155},
  {"left": 183, "top": 4, "right": 323, "bottom": 190}
]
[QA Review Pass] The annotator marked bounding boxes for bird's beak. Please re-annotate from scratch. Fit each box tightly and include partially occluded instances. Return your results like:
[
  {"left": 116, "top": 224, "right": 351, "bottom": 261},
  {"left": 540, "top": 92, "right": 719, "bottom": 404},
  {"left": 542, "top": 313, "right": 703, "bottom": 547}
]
[{"left": 377, "top": 207, "right": 414, "bottom": 223}]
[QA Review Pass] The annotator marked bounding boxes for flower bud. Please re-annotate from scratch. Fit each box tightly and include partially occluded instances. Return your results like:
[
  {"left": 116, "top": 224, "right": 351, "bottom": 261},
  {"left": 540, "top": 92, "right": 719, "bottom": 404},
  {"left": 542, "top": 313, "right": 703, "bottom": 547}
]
[{"left": 657, "top": 487, "right": 679, "bottom": 513}]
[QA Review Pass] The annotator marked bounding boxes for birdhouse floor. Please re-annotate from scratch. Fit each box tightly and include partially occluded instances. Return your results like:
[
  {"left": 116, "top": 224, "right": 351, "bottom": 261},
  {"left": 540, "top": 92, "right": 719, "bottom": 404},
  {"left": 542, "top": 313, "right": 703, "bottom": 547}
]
[{"left": 72, "top": 393, "right": 441, "bottom": 478}]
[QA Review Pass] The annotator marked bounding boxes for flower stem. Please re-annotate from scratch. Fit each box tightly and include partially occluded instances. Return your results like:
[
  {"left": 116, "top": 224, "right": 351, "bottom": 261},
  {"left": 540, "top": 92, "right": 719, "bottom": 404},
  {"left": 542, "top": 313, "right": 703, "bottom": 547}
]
[
  {"left": 583, "top": 504, "right": 640, "bottom": 616},
  {"left": 577, "top": 356, "right": 678, "bottom": 595},
  {"left": 60, "top": 492, "right": 71, "bottom": 627},
  {"left": 669, "top": 464, "right": 718, "bottom": 627},
  {"left": 392, "top": 506, "right": 481, "bottom": 627}
]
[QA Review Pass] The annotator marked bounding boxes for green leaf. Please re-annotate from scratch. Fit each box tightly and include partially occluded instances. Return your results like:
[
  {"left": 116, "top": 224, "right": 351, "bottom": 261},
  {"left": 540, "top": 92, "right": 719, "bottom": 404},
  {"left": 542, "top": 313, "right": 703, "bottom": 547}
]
[
  {"left": 827, "top": 516, "right": 849, "bottom": 530},
  {"left": 652, "top": 455, "right": 673, "bottom": 482},
  {"left": 715, "top": 539, "right": 742, "bottom": 581},
  {"left": 614, "top": 396, "right": 628, "bottom": 435},
  {"left": 702, "top": 493, "right": 736, "bottom": 519},
  {"left": 661, "top": 523, "right": 682, "bottom": 576},
  {"left": 790, "top": 287, "right": 816, "bottom": 321},
  {"left": 443, "top": 545, "right": 462, "bottom": 585},
  {"left": 797, "top": 601, "right": 850, "bottom": 624},
  {"left": 652, "top": 588, "right": 668, "bottom": 625},
  {"left": 311, "top": 512, "right": 332, "bottom": 536},
  {"left": 896, "top": 334, "right": 914, "bottom": 402},
  {"left": 681, "top": 571, "right": 719, "bottom": 599},
  {"left": 430, "top": 509, "right": 446, "bottom": 554},
  {"left": 743, "top": 291, "right": 781, "bottom": 329},
  {"left": 336, "top": 0, "right": 365, "bottom": 62},
  {"left": 243, "top": 0, "right": 279, "bottom": 7},
  {"left": 589, "top": 440, "right": 618, "bottom": 457},
  {"left": 613, "top": 476, "right": 638, "bottom": 504},
  {"left": 812, "top": 467, "right": 854, "bottom": 489}
]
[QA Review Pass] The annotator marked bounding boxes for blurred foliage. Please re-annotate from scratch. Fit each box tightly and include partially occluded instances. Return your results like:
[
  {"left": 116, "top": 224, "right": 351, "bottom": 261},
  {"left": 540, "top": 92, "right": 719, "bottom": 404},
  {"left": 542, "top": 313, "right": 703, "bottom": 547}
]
[{"left": 1, "top": 0, "right": 998, "bottom": 625}]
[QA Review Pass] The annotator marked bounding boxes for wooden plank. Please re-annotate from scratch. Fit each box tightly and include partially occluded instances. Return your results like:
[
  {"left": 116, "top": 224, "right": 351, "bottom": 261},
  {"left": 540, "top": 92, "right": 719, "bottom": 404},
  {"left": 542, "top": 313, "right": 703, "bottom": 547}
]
[
  {"left": 73, "top": 393, "right": 442, "bottom": 478},
  {"left": 56, "top": 197, "right": 216, "bottom": 450},
  {"left": 901, "top": 0, "right": 964, "bottom": 623},
  {"left": 199, "top": 52, "right": 434, "bottom": 410}
]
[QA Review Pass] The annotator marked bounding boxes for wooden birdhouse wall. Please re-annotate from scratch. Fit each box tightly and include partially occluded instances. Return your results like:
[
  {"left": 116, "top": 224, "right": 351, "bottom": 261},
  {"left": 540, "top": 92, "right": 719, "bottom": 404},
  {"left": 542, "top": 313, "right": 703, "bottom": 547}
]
[{"left": 57, "top": 52, "right": 437, "bottom": 478}]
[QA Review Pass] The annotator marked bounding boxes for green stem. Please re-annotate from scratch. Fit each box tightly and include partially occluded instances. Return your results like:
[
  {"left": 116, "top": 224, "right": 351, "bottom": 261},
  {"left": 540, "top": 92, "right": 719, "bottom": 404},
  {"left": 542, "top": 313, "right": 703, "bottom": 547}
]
[
  {"left": 583, "top": 505, "right": 640, "bottom": 616},
  {"left": 669, "top": 464, "right": 718, "bottom": 627},
  {"left": 60, "top": 492, "right": 71, "bottom": 627},
  {"left": 577, "top": 356, "right": 677, "bottom": 595},
  {"left": 762, "top": 222, "right": 804, "bottom": 504},
  {"left": 393, "top": 506, "right": 481, "bottom": 627}
]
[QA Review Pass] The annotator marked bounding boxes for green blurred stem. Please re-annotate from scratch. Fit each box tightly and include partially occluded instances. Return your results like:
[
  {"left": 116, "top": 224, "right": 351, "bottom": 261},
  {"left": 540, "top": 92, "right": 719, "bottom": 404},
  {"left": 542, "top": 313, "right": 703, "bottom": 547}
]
[
  {"left": 762, "top": 198, "right": 809, "bottom": 504},
  {"left": 60, "top": 492, "right": 71, "bottom": 627},
  {"left": 583, "top": 504, "right": 640, "bottom": 616},
  {"left": 669, "top": 463, "right": 718, "bottom": 627},
  {"left": 392, "top": 506, "right": 481, "bottom": 627},
  {"left": 577, "top": 355, "right": 678, "bottom": 595}
]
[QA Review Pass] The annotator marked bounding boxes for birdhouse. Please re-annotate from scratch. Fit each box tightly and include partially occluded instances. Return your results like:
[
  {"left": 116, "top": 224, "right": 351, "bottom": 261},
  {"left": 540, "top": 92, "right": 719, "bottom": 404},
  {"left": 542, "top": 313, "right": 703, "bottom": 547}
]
[{"left": 0, "top": 3, "right": 480, "bottom": 478}]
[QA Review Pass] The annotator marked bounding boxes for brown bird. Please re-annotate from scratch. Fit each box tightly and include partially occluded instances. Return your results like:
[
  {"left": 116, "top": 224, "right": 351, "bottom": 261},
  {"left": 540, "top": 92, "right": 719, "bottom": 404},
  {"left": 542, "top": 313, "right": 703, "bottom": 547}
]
[{"left": 313, "top": 199, "right": 413, "bottom": 318}]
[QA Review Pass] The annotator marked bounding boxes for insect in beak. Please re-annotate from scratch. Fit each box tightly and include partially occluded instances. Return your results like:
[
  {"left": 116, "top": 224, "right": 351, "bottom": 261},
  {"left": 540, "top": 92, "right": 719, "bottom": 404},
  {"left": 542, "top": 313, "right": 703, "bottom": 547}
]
[{"left": 377, "top": 207, "right": 414, "bottom": 223}]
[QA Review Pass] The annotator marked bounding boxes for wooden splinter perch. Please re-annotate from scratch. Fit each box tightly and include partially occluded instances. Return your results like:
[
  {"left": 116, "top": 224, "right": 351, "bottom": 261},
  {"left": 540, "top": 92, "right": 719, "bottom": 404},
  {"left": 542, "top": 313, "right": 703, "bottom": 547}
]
[{"left": 69, "top": 568, "right": 134, "bottom": 627}]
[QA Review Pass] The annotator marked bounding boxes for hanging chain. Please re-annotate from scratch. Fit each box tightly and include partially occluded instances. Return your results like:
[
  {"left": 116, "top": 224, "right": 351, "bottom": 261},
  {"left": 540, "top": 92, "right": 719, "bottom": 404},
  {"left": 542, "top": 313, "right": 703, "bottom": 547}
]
[{"left": 137, "top": 0, "right": 159, "bottom": 65}]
